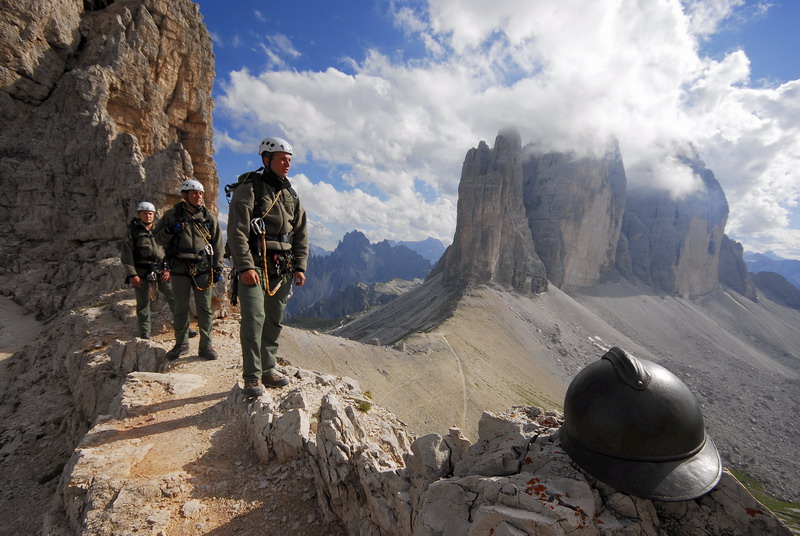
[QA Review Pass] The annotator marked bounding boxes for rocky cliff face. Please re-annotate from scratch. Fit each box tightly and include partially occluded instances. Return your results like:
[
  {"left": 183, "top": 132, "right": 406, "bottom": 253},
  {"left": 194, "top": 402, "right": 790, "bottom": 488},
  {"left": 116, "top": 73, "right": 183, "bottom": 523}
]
[
  {"left": 0, "top": 0, "right": 217, "bottom": 316},
  {"left": 719, "top": 235, "right": 757, "bottom": 300},
  {"left": 619, "top": 161, "right": 729, "bottom": 297},
  {"left": 438, "top": 133, "right": 742, "bottom": 300},
  {"left": 0, "top": 2, "right": 219, "bottom": 531},
  {"left": 522, "top": 142, "right": 626, "bottom": 290},
  {"left": 438, "top": 131, "right": 549, "bottom": 294}
]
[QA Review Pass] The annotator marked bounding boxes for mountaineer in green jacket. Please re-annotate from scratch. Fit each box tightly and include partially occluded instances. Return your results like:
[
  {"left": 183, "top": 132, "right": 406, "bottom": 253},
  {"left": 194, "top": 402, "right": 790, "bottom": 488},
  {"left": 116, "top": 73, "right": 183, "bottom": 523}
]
[
  {"left": 120, "top": 201, "right": 175, "bottom": 339},
  {"left": 155, "top": 179, "right": 224, "bottom": 361},
  {"left": 227, "top": 136, "right": 309, "bottom": 397}
]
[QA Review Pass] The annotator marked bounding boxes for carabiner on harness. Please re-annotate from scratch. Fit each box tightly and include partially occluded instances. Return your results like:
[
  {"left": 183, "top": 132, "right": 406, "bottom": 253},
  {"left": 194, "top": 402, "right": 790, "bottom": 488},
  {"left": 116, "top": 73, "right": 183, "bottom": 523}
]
[
  {"left": 188, "top": 262, "right": 213, "bottom": 292},
  {"left": 250, "top": 217, "right": 282, "bottom": 297},
  {"left": 147, "top": 271, "right": 159, "bottom": 303}
]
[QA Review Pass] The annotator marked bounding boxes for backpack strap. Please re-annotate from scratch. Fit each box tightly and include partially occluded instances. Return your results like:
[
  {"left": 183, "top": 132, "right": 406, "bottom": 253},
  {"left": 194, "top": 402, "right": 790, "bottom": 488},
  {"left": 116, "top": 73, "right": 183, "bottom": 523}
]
[{"left": 227, "top": 169, "right": 300, "bottom": 221}]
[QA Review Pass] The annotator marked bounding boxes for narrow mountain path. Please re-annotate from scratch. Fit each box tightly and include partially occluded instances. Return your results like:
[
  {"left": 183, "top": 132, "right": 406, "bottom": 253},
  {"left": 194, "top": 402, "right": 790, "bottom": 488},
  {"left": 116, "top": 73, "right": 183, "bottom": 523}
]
[{"left": 436, "top": 332, "right": 468, "bottom": 431}]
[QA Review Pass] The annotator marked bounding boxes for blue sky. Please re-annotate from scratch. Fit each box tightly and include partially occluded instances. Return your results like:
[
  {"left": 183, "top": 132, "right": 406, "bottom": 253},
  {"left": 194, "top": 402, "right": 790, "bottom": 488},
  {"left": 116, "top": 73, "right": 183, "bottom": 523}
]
[{"left": 196, "top": 0, "right": 800, "bottom": 258}]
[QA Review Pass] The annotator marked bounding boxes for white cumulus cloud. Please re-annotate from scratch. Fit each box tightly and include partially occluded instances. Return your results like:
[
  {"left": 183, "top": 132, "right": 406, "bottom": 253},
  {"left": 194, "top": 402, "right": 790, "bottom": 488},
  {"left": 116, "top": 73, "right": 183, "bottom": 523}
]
[{"left": 214, "top": 0, "right": 800, "bottom": 257}]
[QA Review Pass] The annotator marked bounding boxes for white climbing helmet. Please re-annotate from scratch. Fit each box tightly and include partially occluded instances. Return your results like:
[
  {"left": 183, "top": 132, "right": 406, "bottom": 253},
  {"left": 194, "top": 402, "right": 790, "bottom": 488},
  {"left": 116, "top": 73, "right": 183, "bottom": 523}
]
[
  {"left": 258, "top": 136, "right": 293, "bottom": 156},
  {"left": 180, "top": 179, "right": 205, "bottom": 193},
  {"left": 136, "top": 201, "right": 155, "bottom": 212}
]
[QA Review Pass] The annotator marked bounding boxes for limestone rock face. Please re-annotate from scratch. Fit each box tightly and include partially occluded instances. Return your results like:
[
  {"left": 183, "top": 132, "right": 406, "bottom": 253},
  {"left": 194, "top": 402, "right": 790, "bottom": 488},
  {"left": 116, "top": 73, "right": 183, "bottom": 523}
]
[
  {"left": 619, "top": 161, "right": 729, "bottom": 297},
  {"left": 719, "top": 235, "right": 757, "bottom": 300},
  {"left": 0, "top": 0, "right": 217, "bottom": 316},
  {"left": 439, "top": 131, "right": 548, "bottom": 294},
  {"left": 522, "top": 143, "right": 627, "bottom": 290}
]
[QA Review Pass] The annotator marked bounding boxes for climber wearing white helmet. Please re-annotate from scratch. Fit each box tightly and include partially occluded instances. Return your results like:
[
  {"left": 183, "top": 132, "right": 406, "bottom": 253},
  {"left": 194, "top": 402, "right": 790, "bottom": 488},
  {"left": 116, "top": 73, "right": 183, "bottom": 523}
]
[
  {"left": 227, "top": 135, "right": 309, "bottom": 397},
  {"left": 155, "top": 178, "right": 224, "bottom": 361},
  {"left": 120, "top": 200, "right": 176, "bottom": 339}
]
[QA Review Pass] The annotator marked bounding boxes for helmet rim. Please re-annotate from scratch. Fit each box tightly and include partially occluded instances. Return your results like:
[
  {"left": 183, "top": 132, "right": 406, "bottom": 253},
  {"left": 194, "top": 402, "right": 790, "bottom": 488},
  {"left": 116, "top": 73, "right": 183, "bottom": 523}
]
[{"left": 561, "top": 429, "right": 722, "bottom": 501}]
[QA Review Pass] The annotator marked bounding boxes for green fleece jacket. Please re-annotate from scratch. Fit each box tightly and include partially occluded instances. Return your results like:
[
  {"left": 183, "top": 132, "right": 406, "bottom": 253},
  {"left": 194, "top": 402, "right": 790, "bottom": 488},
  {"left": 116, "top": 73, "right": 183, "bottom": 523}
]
[
  {"left": 226, "top": 170, "right": 309, "bottom": 274},
  {"left": 154, "top": 202, "right": 224, "bottom": 273},
  {"left": 120, "top": 218, "right": 166, "bottom": 279}
]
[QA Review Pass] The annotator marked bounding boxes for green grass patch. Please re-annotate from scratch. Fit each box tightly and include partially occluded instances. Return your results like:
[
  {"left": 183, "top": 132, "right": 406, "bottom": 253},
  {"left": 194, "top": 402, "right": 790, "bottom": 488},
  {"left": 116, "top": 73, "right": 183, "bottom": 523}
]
[
  {"left": 730, "top": 469, "right": 800, "bottom": 534},
  {"left": 355, "top": 399, "right": 373, "bottom": 413}
]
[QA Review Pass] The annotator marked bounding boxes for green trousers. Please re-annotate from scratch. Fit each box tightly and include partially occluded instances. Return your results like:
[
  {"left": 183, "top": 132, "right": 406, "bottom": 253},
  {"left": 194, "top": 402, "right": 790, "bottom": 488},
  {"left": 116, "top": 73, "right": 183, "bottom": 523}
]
[
  {"left": 133, "top": 273, "right": 174, "bottom": 337},
  {"left": 238, "top": 269, "right": 292, "bottom": 381},
  {"left": 171, "top": 272, "right": 214, "bottom": 350}
]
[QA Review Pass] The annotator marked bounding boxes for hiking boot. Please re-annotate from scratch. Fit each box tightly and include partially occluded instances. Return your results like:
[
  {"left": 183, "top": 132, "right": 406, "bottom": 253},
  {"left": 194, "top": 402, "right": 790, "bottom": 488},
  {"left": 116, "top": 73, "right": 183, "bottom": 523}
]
[
  {"left": 199, "top": 346, "right": 218, "bottom": 360},
  {"left": 140, "top": 333, "right": 150, "bottom": 340},
  {"left": 166, "top": 343, "right": 189, "bottom": 361},
  {"left": 188, "top": 329, "right": 198, "bottom": 338},
  {"left": 262, "top": 370, "right": 289, "bottom": 388},
  {"left": 242, "top": 379, "right": 264, "bottom": 398}
]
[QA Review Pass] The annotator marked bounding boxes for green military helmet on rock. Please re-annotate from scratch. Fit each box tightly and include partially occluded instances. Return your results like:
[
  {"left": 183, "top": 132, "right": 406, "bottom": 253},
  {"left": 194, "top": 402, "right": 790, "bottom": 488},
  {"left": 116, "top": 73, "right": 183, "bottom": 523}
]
[{"left": 560, "top": 346, "right": 722, "bottom": 501}]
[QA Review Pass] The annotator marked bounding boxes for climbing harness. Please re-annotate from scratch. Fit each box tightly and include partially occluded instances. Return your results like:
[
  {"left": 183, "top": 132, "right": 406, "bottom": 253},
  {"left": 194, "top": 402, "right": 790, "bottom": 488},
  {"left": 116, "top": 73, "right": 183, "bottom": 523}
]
[
  {"left": 251, "top": 217, "right": 282, "bottom": 296},
  {"left": 249, "top": 191, "right": 293, "bottom": 297},
  {"left": 188, "top": 243, "right": 215, "bottom": 291},
  {"left": 176, "top": 215, "right": 216, "bottom": 291},
  {"left": 224, "top": 171, "right": 300, "bottom": 305}
]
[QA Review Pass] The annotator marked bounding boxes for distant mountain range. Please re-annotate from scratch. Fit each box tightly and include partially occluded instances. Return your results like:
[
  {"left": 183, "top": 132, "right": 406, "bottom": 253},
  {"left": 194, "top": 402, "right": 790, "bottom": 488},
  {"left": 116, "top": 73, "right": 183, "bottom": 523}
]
[
  {"left": 744, "top": 251, "right": 800, "bottom": 289},
  {"left": 310, "top": 236, "right": 445, "bottom": 265},
  {"left": 287, "top": 230, "right": 434, "bottom": 320},
  {"left": 309, "top": 244, "right": 331, "bottom": 257},
  {"left": 388, "top": 237, "right": 446, "bottom": 264}
]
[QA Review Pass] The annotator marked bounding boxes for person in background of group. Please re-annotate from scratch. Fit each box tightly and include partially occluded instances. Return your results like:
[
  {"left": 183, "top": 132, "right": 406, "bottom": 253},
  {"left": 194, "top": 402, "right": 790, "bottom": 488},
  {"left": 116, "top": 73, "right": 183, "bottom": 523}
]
[
  {"left": 120, "top": 201, "right": 175, "bottom": 339},
  {"left": 155, "top": 180, "right": 224, "bottom": 361},
  {"left": 227, "top": 136, "right": 308, "bottom": 397}
]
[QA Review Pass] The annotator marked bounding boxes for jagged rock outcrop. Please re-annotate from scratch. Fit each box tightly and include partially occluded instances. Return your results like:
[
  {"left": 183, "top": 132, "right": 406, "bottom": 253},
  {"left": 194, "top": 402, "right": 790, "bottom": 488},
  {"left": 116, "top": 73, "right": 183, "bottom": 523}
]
[
  {"left": 57, "top": 368, "right": 792, "bottom": 535},
  {"left": 753, "top": 272, "right": 800, "bottom": 309},
  {"left": 0, "top": 0, "right": 218, "bottom": 316},
  {"left": 0, "top": 2, "right": 222, "bottom": 532},
  {"left": 288, "top": 230, "right": 432, "bottom": 318},
  {"left": 437, "top": 130, "right": 548, "bottom": 294},
  {"left": 618, "top": 159, "right": 729, "bottom": 297},
  {"left": 521, "top": 142, "right": 626, "bottom": 290},
  {"left": 719, "top": 235, "right": 757, "bottom": 300}
]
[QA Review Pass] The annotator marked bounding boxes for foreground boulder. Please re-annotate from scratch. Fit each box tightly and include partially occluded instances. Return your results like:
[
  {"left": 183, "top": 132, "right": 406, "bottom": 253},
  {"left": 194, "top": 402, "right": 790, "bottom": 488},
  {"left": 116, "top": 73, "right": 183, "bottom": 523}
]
[{"left": 234, "top": 379, "right": 790, "bottom": 535}]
